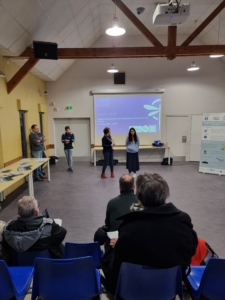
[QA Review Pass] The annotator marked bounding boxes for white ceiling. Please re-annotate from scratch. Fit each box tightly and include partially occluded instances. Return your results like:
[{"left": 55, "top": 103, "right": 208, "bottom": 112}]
[{"left": 0, "top": 0, "right": 224, "bottom": 81}]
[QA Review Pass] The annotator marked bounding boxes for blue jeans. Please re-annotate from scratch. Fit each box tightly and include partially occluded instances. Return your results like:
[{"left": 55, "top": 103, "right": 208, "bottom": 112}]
[
  {"left": 102, "top": 151, "right": 113, "bottom": 174},
  {"left": 64, "top": 149, "right": 73, "bottom": 169},
  {"left": 32, "top": 150, "right": 43, "bottom": 179}
]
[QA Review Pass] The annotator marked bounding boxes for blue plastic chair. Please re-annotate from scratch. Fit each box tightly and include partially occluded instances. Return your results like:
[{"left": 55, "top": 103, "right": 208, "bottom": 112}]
[
  {"left": 32, "top": 257, "right": 101, "bottom": 300},
  {"left": 0, "top": 259, "right": 34, "bottom": 300},
  {"left": 187, "top": 258, "right": 225, "bottom": 300},
  {"left": 12, "top": 249, "right": 51, "bottom": 266},
  {"left": 115, "top": 263, "right": 183, "bottom": 300},
  {"left": 64, "top": 242, "right": 104, "bottom": 268}
]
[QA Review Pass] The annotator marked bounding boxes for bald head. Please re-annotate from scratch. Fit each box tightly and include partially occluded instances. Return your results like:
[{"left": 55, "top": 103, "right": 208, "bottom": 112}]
[{"left": 119, "top": 174, "right": 134, "bottom": 190}]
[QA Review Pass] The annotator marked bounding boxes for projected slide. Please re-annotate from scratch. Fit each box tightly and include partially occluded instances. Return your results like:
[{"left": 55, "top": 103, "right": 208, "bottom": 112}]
[{"left": 94, "top": 95, "right": 161, "bottom": 134}]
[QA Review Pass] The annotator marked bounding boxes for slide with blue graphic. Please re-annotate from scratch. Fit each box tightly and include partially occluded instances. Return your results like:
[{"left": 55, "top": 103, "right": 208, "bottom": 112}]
[{"left": 94, "top": 95, "right": 161, "bottom": 134}]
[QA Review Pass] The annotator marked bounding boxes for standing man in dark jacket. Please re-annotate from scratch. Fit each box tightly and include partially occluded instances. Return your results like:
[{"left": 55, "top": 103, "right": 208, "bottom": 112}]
[
  {"left": 61, "top": 126, "right": 75, "bottom": 172},
  {"left": 29, "top": 124, "right": 47, "bottom": 181},
  {"left": 102, "top": 173, "right": 198, "bottom": 293},
  {"left": 37, "top": 128, "right": 47, "bottom": 175},
  {"left": 3, "top": 196, "right": 67, "bottom": 259}
]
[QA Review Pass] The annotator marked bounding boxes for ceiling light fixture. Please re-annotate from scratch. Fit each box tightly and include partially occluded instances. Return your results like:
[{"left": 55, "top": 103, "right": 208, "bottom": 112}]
[
  {"left": 210, "top": 54, "right": 224, "bottom": 58},
  {"left": 187, "top": 21, "right": 199, "bottom": 72},
  {"left": 0, "top": 71, "right": 5, "bottom": 77},
  {"left": 210, "top": 2, "right": 224, "bottom": 58},
  {"left": 106, "top": 0, "right": 125, "bottom": 36},
  {"left": 106, "top": 17, "right": 126, "bottom": 36},
  {"left": 187, "top": 61, "right": 200, "bottom": 71},
  {"left": 107, "top": 63, "right": 119, "bottom": 73}
]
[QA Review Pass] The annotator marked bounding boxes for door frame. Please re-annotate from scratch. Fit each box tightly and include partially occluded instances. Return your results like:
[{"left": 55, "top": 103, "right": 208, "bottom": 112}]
[
  {"left": 53, "top": 117, "right": 91, "bottom": 159},
  {"left": 166, "top": 115, "right": 191, "bottom": 161},
  {"left": 19, "top": 110, "right": 28, "bottom": 158},
  {"left": 189, "top": 114, "right": 203, "bottom": 162}
]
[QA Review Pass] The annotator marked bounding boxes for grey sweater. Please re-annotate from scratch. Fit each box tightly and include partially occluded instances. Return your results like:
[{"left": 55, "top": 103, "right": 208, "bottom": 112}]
[{"left": 29, "top": 132, "right": 43, "bottom": 151}]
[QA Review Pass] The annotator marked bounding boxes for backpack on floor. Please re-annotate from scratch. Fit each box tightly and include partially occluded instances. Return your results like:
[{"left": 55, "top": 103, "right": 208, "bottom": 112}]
[{"left": 161, "top": 157, "right": 173, "bottom": 165}]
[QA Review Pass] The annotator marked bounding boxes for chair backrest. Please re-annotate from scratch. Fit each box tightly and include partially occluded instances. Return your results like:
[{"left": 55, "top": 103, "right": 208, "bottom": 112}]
[
  {"left": 115, "top": 263, "right": 183, "bottom": 300},
  {"left": 198, "top": 258, "right": 225, "bottom": 300},
  {"left": 32, "top": 257, "right": 100, "bottom": 300},
  {"left": 12, "top": 249, "right": 51, "bottom": 266},
  {"left": 64, "top": 242, "right": 103, "bottom": 268},
  {"left": 0, "top": 260, "right": 17, "bottom": 300}
]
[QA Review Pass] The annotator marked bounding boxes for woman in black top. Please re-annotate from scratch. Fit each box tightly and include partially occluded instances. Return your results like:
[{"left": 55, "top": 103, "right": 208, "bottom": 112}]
[{"left": 101, "top": 127, "right": 115, "bottom": 178}]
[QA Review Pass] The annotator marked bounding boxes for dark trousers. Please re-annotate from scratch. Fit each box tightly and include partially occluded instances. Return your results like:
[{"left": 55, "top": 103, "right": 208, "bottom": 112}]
[{"left": 102, "top": 151, "right": 113, "bottom": 173}]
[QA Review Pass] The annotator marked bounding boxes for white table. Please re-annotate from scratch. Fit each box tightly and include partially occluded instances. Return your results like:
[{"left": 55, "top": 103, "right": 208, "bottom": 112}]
[
  {"left": 93, "top": 145, "right": 171, "bottom": 166},
  {"left": 0, "top": 158, "right": 50, "bottom": 203}
]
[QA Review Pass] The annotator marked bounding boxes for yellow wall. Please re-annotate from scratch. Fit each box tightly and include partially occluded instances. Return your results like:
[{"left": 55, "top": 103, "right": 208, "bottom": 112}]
[{"left": 0, "top": 55, "right": 49, "bottom": 194}]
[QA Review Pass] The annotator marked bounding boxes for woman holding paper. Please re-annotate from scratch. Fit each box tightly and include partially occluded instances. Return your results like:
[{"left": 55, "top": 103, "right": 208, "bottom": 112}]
[
  {"left": 101, "top": 127, "right": 115, "bottom": 179},
  {"left": 126, "top": 127, "right": 140, "bottom": 177}
]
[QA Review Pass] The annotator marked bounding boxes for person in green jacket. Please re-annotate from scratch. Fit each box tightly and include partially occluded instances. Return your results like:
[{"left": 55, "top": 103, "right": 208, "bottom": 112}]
[
  {"left": 105, "top": 174, "right": 138, "bottom": 232},
  {"left": 97, "top": 174, "right": 138, "bottom": 280}
]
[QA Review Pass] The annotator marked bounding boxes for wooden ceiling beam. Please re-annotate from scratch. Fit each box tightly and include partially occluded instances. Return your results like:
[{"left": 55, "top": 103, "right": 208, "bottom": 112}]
[
  {"left": 5, "top": 45, "right": 225, "bottom": 60},
  {"left": 111, "top": 0, "right": 163, "bottom": 47},
  {"left": 41, "top": 45, "right": 225, "bottom": 58},
  {"left": 7, "top": 57, "right": 39, "bottom": 94},
  {"left": 167, "top": 26, "right": 177, "bottom": 60},
  {"left": 182, "top": 0, "right": 225, "bottom": 46}
]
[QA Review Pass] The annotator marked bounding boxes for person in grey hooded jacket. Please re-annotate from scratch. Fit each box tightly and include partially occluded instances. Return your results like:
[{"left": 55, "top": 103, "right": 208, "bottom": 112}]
[{"left": 3, "top": 196, "right": 67, "bottom": 260}]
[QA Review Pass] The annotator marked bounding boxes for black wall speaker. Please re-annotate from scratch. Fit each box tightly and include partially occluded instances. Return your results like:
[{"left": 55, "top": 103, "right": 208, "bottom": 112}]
[
  {"left": 33, "top": 41, "right": 58, "bottom": 60},
  {"left": 114, "top": 72, "right": 125, "bottom": 84}
]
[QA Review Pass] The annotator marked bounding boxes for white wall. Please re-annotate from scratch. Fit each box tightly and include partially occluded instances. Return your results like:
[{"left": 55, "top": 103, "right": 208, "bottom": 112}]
[{"left": 47, "top": 34, "right": 225, "bottom": 161}]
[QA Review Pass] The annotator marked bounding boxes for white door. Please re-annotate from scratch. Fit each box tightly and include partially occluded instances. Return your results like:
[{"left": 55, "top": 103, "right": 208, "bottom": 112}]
[
  {"left": 166, "top": 116, "right": 189, "bottom": 160},
  {"left": 54, "top": 118, "right": 91, "bottom": 161},
  {"left": 189, "top": 114, "right": 203, "bottom": 161}
]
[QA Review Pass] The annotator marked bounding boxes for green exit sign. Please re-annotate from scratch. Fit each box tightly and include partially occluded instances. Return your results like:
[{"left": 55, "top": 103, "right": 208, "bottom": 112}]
[{"left": 67, "top": 105, "right": 72, "bottom": 110}]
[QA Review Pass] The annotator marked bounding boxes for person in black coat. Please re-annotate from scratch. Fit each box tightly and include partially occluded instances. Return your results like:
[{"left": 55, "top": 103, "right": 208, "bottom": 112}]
[
  {"left": 101, "top": 127, "right": 115, "bottom": 178},
  {"left": 102, "top": 172, "right": 198, "bottom": 293}
]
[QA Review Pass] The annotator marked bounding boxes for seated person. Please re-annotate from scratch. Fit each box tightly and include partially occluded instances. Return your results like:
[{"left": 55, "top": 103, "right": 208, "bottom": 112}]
[
  {"left": 102, "top": 173, "right": 198, "bottom": 293},
  {"left": 94, "top": 174, "right": 137, "bottom": 272},
  {"left": 3, "top": 196, "right": 67, "bottom": 259},
  {"left": 94, "top": 174, "right": 137, "bottom": 245},
  {"left": 0, "top": 221, "right": 6, "bottom": 258}
]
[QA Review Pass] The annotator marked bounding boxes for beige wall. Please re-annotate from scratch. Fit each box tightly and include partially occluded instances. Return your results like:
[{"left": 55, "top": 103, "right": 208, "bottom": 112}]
[
  {"left": 46, "top": 35, "right": 225, "bottom": 162},
  {"left": 0, "top": 55, "right": 49, "bottom": 194}
]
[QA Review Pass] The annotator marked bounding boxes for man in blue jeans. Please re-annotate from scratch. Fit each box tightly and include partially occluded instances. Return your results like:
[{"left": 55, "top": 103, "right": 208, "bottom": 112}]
[
  {"left": 29, "top": 124, "right": 48, "bottom": 181},
  {"left": 61, "top": 126, "right": 75, "bottom": 172}
]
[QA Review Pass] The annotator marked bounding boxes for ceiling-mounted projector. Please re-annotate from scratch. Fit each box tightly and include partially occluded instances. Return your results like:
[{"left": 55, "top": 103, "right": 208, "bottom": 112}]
[{"left": 153, "top": 3, "right": 190, "bottom": 26}]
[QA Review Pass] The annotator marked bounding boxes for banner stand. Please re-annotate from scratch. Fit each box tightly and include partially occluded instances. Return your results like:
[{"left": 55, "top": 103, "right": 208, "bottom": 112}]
[{"left": 199, "top": 113, "right": 225, "bottom": 176}]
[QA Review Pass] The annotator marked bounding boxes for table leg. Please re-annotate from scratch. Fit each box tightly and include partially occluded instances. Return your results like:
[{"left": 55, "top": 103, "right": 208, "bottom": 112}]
[
  {"left": 0, "top": 191, "right": 3, "bottom": 202},
  {"left": 47, "top": 160, "right": 50, "bottom": 182},
  {"left": 94, "top": 149, "right": 96, "bottom": 167},
  {"left": 28, "top": 173, "right": 34, "bottom": 197}
]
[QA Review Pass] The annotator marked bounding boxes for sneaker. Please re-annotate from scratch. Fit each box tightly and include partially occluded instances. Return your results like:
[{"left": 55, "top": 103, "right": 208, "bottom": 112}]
[
  {"left": 133, "top": 173, "right": 136, "bottom": 178},
  {"left": 67, "top": 168, "right": 73, "bottom": 172}
]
